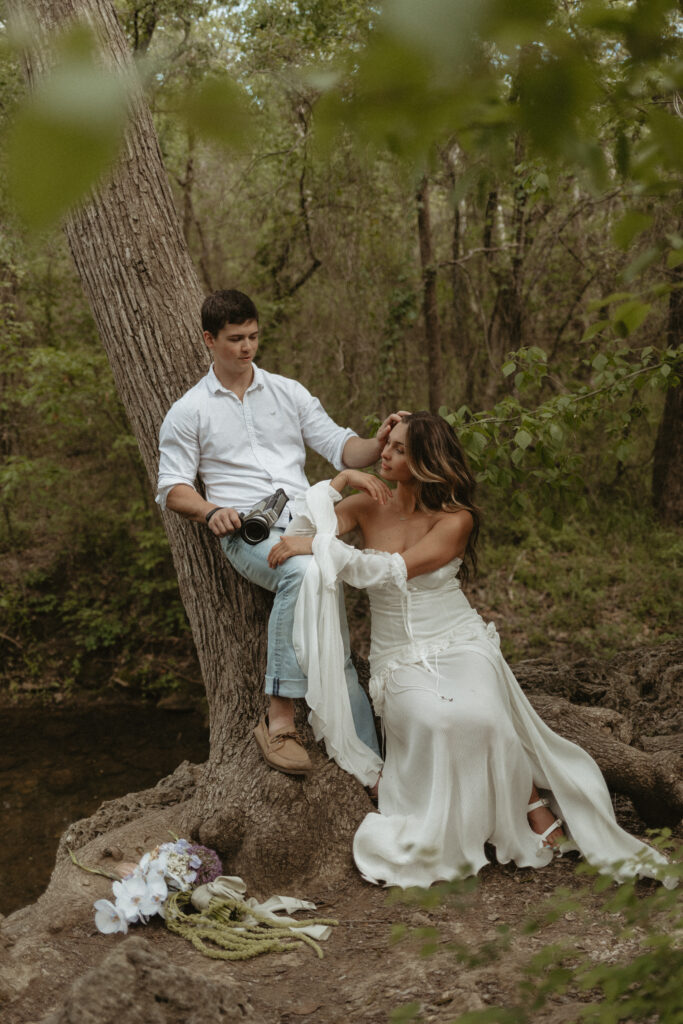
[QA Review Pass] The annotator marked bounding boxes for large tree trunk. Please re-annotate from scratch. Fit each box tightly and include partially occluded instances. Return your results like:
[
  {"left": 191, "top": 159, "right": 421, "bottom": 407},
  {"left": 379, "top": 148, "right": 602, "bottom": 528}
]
[
  {"left": 652, "top": 264, "right": 683, "bottom": 524},
  {"left": 416, "top": 175, "right": 444, "bottom": 413},
  {"left": 10, "top": 0, "right": 371, "bottom": 895}
]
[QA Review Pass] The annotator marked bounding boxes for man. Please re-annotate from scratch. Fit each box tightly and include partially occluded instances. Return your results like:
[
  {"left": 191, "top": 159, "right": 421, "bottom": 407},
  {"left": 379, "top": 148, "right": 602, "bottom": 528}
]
[{"left": 156, "top": 289, "right": 402, "bottom": 778}]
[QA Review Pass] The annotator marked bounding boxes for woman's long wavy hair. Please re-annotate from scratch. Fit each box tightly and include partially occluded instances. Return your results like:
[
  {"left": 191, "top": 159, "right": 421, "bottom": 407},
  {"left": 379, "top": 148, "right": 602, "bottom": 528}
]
[{"left": 402, "top": 411, "right": 481, "bottom": 582}]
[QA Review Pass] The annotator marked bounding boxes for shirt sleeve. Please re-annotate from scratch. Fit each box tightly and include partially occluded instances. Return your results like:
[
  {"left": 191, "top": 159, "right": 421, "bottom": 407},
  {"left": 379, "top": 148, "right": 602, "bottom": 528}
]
[
  {"left": 156, "top": 400, "right": 201, "bottom": 510},
  {"left": 294, "top": 382, "right": 357, "bottom": 470}
]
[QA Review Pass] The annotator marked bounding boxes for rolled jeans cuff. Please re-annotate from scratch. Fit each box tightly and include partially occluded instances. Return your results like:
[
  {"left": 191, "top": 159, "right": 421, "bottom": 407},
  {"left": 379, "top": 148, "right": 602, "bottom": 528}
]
[{"left": 265, "top": 675, "right": 308, "bottom": 699}]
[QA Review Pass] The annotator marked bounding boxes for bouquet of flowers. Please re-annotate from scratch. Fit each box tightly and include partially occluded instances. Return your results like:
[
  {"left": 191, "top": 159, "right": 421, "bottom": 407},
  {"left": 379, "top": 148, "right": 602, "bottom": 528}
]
[
  {"left": 76, "top": 835, "right": 336, "bottom": 960},
  {"left": 93, "top": 837, "right": 222, "bottom": 935}
]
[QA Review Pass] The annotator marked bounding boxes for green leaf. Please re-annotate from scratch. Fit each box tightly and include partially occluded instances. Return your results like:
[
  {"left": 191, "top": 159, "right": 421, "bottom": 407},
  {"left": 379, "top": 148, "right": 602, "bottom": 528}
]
[
  {"left": 612, "top": 211, "right": 653, "bottom": 250},
  {"left": 612, "top": 300, "right": 652, "bottom": 336},
  {"left": 6, "top": 43, "right": 130, "bottom": 230},
  {"left": 648, "top": 109, "right": 683, "bottom": 171},
  {"left": 667, "top": 249, "right": 683, "bottom": 269},
  {"left": 466, "top": 430, "right": 489, "bottom": 455},
  {"left": 514, "top": 428, "right": 533, "bottom": 450},
  {"left": 383, "top": 0, "right": 485, "bottom": 67},
  {"left": 592, "top": 353, "right": 608, "bottom": 371},
  {"left": 615, "top": 441, "right": 630, "bottom": 462},
  {"left": 614, "top": 129, "right": 630, "bottom": 177},
  {"left": 179, "top": 74, "right": 253, "bottom": 149},
  {"left": 517, "top": 47, "right": 598, "bottom": 157},
  {"left": 581, "top": 320, "right": 609, "bottom": 341},
  {"left": 590, "top": 291, "right": 634, "bottom": 309},
  {"left": 502, "top": 361, "right": 517, "bottom": 377},
  {"left": 620, "top": 247, "right": 660, "bottom": 285},
  {"left": 389, "top": 1002, "right": 422, "bottom": 1023}
]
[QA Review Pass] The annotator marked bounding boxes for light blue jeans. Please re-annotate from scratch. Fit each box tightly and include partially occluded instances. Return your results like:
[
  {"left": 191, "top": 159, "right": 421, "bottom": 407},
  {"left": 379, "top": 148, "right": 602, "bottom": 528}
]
[{"left": 220, "top": 528, "right": 380, "bottom": 756}]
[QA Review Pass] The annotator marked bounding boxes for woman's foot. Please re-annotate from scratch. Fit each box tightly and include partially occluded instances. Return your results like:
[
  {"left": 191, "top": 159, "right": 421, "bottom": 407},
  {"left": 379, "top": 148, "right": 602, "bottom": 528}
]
[
  {"left": 366, "top": 770, "right": 382, "bottom": 807},
  {"left": 527, "top": 796, "right": 565, "bottom": 851}
]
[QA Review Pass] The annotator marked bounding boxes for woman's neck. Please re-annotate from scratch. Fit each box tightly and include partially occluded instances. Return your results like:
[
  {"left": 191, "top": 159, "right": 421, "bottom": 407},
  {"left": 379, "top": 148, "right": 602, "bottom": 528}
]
[{"left": 391, "top": 481, "right": 418, "bottom": 516}]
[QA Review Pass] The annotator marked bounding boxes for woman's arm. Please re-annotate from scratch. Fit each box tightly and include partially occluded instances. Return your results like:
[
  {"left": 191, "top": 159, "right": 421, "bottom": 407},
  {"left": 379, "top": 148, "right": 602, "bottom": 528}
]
[
  {"left": 400, "top": 510, "right": 473, "bottom": 579},
  {"left": 268, "top": 471, "right": 390, "bottom": 568},
  {"left": 330, "top": 470, "right": 391, "bottom": 535}
]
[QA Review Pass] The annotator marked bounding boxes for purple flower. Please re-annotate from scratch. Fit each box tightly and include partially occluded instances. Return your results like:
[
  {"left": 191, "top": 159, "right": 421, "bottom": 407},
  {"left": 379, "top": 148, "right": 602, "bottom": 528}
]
[{"left": 186, "top": 843, "right": 223, "bottom": 886}]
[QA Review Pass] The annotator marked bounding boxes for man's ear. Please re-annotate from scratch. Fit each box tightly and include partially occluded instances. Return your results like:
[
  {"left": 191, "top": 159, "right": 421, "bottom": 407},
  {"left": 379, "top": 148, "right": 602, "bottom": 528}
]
[{"left": 203, "top": 330, "right": 216, "bottom": 350}]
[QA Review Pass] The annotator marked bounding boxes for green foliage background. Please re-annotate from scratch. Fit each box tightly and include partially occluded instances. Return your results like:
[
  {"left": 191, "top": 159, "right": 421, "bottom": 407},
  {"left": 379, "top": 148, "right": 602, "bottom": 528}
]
[{"left": 0, "top": 0, "right": 681, "bottom": 697}]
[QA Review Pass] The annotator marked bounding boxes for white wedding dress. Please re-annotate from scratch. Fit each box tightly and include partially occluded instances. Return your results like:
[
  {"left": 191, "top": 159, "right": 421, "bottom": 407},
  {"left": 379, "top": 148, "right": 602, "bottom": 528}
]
[{"left": 289, "top": 482, "right": 673, "bottom": 889}]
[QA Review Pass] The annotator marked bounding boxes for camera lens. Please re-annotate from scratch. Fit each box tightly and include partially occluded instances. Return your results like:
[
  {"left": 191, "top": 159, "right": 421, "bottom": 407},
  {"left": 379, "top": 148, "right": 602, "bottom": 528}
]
[{"left": 241, "top": 517, "right": 269, "bottom": 546}]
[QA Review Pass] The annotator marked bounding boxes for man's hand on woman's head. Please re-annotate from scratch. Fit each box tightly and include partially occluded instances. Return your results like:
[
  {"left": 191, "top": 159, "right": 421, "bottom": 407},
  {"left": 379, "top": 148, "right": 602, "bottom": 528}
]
[{"left": 376, "top": 410, "right": 410, "bottom": 447}]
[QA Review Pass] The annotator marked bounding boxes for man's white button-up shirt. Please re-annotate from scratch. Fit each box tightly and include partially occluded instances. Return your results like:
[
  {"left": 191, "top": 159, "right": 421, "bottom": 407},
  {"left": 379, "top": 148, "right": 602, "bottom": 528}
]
[{"left": 156, "top": 364, "right": 356, "bottom": 520}]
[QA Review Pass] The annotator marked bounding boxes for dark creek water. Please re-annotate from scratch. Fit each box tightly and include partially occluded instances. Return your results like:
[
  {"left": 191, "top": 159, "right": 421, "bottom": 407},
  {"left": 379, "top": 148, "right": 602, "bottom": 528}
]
[{"left": 0, "top": 703, "right": 209, "bottom": 917}]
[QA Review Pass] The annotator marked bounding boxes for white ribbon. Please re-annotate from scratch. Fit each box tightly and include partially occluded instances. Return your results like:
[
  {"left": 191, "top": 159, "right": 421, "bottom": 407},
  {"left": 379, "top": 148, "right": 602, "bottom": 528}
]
[{"left": 190, "top": 875, "right": 332, "bottom": 941}]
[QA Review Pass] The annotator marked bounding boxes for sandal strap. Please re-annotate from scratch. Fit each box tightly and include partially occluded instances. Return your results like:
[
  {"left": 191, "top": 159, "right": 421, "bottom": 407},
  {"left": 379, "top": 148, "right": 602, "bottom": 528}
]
[
  {"left": 538, "top": 818, "right": 563, "bottom": 845},
  {"left": 527, "top": 798, "right": 549, "bottom": 813}
]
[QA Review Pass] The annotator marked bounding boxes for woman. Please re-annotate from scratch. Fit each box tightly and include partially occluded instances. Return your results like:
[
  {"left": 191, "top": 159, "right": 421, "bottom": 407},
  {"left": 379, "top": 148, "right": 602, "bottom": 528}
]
[{"left": 268, "top": 413, "right": 672, "bottom": 888}]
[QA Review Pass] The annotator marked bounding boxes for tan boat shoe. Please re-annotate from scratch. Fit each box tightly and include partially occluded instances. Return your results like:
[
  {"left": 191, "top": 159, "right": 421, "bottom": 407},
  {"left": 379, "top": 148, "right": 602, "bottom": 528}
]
[{"left": 253, "top": 715, "right": 313, "bottom": 776}]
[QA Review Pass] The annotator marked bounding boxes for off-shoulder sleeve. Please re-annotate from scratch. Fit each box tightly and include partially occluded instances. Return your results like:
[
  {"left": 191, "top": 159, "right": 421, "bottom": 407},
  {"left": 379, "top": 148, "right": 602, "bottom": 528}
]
[
  {"left": 292, "top": 480, "right": 383, "bottom": 787},
  {"left": 296, "top": 480, "right": 407, "bottom": 591},
  {"left": 312, "top": 534, "right": 407, "bottom": 592}
]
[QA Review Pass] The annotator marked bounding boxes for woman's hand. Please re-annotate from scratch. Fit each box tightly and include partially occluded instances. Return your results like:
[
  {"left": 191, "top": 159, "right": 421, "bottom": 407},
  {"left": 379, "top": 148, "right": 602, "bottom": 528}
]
[
  {"left": 267, "top": 534, "right": 314, "bottom": 568},
  {"left": 331, "top": 469, "right": 392, "bottom": 504}
]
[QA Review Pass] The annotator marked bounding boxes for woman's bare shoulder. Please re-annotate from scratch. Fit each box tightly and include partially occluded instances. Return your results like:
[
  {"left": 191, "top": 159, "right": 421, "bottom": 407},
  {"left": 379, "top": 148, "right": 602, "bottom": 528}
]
[
  {"left": 336, "top": 491, "right": 377, "bottom": 533},
  {"left": 338, "top": 491, "right": 377, "bottom": 514},
  {"left": 431, "top": 507, "right": 474, "bottom": 537}
]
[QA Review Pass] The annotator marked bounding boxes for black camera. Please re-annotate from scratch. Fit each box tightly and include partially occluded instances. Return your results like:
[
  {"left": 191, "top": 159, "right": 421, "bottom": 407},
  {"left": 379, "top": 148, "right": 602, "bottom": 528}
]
[{"left": 239, "top": 488, "right": 289, "bottom": 545}]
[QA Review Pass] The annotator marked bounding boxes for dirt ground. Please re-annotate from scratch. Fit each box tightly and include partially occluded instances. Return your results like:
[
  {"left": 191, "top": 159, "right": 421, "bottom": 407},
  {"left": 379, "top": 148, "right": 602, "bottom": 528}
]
[
  {"left": 1, "top": 799, "right": 678, "bottom": 1024},
  {"left": 1, "top": 641, "right": 681, "bottom": 1024}
]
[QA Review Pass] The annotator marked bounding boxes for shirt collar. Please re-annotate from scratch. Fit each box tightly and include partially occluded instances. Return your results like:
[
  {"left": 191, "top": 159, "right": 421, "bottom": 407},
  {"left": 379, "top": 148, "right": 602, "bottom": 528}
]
[
  {"left": 250, "top": 364, "right": 265, "bottom": 390},
  {"left": 206, "top": 363, "right": 264, "bottom": 394}
]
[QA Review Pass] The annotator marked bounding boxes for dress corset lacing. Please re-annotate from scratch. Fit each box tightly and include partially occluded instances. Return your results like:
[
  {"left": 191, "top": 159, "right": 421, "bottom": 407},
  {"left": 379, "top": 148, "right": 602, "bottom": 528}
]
[{"left": 365, "top": 557, "right": 500, "bottom": 715}]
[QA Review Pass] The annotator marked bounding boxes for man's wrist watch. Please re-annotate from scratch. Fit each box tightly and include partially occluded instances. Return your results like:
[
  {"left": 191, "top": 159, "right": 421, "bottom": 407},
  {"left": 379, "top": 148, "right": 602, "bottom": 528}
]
[{"left": 205, "top": 507, "right": 223, "bottom": 524}]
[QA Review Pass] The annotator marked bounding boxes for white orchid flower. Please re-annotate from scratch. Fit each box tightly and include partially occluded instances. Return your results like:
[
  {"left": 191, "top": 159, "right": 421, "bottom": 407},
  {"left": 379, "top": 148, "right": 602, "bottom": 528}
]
[
  {"left": 146, "top": 871, "right": 168, "bottom": 902},
  {"left": 113, "top": 874, "right": 158, "bottom": 922},
  {"left": 137, "top": 852, "right": 153, "bottom": 875},
  {"left": 94, "top": 899, "right": 128, "bottom": 935},
  {"left": 145, "top": 873, "right": 169, "bottom": 917}
]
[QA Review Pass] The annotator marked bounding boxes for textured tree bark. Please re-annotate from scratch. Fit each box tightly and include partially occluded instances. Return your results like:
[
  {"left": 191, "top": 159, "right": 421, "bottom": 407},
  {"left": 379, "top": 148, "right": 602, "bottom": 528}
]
[
  {"left": 527, "top": 695, "right": 683, "bottom": 827},
  {"left": 446, "top": 157, "right": 476, "bottom": 406},
  {"left": 416, "top": 176, "right": 443, "bottom": 413},
  {"left": 652, "top": 265, "right": 682, "bottom": 524},
  {"left": 10, "top": 0, "right": 372, "bottom": 893}
]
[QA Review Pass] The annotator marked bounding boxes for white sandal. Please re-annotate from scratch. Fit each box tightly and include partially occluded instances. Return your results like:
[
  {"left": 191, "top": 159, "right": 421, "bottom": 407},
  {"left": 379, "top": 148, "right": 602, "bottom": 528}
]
[{"left": 527, "top": 797, "right": 565, "bottom": 856}]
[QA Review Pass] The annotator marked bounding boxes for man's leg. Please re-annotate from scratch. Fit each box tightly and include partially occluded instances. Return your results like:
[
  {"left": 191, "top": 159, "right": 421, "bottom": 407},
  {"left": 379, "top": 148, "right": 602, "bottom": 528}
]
[
  {"left": 221, "top": 528, "right": 380, "bottom": 762},
  {"left": 221, "top": 529, "right": 311, "bottom": 772}
]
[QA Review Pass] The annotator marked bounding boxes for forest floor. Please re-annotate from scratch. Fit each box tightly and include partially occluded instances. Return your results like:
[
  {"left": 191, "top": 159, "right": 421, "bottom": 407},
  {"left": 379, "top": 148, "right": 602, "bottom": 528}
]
[{"left": 2, "top": 810, "right": 676, "bottom": 1024}]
